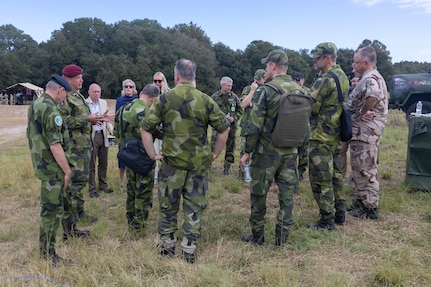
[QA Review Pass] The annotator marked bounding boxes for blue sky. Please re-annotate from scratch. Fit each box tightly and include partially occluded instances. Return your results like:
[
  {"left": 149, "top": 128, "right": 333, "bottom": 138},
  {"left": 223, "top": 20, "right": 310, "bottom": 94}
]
[{"left": 2, "top": 0, "right": 430, "bottom": 63}]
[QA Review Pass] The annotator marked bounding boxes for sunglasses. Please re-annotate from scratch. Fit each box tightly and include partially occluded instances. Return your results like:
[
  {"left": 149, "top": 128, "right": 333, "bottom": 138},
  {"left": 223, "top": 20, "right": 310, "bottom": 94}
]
[
  {"left": 153, "top": 80, "right": 162, "bottom": 83},
  {"left": 124, "top": 85, "right": 134, "bottom": 89}
]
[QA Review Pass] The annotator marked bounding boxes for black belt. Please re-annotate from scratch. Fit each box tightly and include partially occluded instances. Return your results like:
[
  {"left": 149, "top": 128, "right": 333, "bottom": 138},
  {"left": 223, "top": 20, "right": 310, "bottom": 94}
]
[{"left": 95, "top": 130, "right": 103, "bottom": 133}]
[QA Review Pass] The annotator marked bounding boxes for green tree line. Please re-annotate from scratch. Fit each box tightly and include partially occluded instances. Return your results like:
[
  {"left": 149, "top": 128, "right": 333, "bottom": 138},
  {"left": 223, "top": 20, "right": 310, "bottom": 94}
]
[{"left": 1, "top": 18, "right": 430, "bottom": 98}]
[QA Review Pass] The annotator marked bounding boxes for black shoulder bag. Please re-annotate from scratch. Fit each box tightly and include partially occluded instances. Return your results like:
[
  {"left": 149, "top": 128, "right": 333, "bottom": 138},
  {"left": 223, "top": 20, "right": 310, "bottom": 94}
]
[{"left": 327, "top": 72, "right": 352, "bottom": 142}]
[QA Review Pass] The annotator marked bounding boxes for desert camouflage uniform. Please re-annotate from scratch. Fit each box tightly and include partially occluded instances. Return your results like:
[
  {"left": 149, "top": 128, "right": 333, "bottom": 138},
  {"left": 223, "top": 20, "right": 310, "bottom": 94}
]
[
  {"left": 211, "top": 89, "right": 242, "bottom": 170},
  {"left": 115, "top": 99, "right": 156, "bottom": 228},
  {"left": 309, "top": 65, "right": 349, "bottom": 224},
  {"left": 27, "top": 93, "right": 72, "bottom": 257},
  {"left": 347, "top": 68, "right": 388, "bottom": 208},
  {"left": 59, "top": 91, "right": 92, "bottom": 219},
  {"left": 140, "top": 82, "right": 229, "bottom": 255},
  {"left": 244, "top": 74, "right": 304, "bottom": 242}
]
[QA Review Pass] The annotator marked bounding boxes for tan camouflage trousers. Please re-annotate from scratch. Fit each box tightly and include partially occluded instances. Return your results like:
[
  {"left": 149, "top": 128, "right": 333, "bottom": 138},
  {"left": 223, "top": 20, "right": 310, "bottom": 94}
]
[{"left": 350, "top": 140, "right": 380, "bottom": 208}]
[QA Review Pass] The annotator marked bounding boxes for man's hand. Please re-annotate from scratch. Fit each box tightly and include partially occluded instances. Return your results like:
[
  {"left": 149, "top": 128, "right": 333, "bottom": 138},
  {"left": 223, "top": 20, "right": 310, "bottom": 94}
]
[{"left": 240, "top": 153, "right": 251, "bottom": 169}]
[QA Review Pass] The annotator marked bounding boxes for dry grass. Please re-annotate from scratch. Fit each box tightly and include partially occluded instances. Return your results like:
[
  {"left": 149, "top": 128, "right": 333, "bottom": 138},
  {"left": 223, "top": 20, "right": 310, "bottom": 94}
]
[{"left": 0, "top": 103, "right": 430, "bottom": 287}]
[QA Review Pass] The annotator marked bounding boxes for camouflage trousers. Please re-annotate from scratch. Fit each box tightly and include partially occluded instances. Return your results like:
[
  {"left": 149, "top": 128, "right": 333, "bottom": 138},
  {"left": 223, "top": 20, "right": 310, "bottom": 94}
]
[
  {"left": 125, "top": 166, "right": 155, "bottom": 227},
  {"left": 350, "top": 140, "right": 379, "bottom": 208},
  {"left": 157, "top": 162, "right": 208, "bottom": 252},
  {"left": 248, "top": 152, "right": 297, "bottom": 237},
  {"left": 69, "top": 147, "right": 91, "bottom": 216},
  {"left": 308, "top": 140, "right": 345, "bottom": 224},
  {"left": 39, "top": 180, "right": 72, "bottom": 256}
]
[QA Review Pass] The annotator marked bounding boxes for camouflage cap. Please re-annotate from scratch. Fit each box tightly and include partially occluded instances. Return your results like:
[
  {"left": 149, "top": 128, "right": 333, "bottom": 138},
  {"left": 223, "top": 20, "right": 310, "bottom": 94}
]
[
  {"left": 254, "top": 69, "right": 266, "bottom": 80},
  {"left": 309, "top": 42, "right": 338, "bottom": 59},
  {"left": 261, "top": 49, "right": 289, "bottom": 65}
]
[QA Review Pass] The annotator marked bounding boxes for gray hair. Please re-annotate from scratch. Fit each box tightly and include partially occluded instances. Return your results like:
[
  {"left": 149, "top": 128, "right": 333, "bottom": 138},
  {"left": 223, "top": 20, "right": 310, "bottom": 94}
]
[
  {"left": 357, "top": 46, "right": 377, "bottom": 64},
  {"left": 174, "top": 59, "right": 197, "bottom": 81},
  {"left": 140, "top": 84, "right": 160, "bottom": 98}
]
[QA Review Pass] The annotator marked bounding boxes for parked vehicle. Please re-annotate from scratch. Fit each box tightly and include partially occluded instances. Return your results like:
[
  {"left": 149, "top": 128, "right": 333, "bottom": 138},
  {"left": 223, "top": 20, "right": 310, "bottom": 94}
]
[{"left": 389, "top": 71, "right": 431, "bottom": 116}]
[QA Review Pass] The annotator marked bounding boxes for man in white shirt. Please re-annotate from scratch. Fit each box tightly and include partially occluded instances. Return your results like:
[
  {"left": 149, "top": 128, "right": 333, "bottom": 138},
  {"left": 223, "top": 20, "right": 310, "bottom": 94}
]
[{"left": 86, "top": 83, "right": 114, "bottom": 198}]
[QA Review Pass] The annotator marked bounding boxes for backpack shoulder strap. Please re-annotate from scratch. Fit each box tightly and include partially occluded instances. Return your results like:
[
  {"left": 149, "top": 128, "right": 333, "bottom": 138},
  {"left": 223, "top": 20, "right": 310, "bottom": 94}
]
[
  {"left": 326, "top": 72, "right": 343, "bottom": 104},
  {"left": 265, "top": 82, "right": 286, "bottom": 95}
]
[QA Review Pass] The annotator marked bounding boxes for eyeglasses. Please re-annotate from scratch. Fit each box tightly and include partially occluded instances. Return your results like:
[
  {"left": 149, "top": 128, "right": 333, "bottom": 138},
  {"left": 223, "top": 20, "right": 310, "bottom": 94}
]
[
  {"left": 153, "top": 80, "right": 162, "bottom": 83},
  {"left": 124, "top": 85, "right": 134, "bottom": 89}
]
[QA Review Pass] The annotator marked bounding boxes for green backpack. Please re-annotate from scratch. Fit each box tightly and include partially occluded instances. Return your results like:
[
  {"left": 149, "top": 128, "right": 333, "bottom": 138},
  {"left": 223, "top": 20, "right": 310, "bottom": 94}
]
[{"left": 266, "top": 82, "right": 313, "bottom": 148}]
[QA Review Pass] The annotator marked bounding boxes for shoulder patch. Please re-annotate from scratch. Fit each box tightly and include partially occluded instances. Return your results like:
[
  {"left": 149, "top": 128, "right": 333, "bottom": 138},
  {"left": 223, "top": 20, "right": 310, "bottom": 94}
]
[
  {"left": 54, "top": 115, "right": 63, "bottom": 126},
  {"left": 365, "top": 79, "right": 374, "bottom": 87}
]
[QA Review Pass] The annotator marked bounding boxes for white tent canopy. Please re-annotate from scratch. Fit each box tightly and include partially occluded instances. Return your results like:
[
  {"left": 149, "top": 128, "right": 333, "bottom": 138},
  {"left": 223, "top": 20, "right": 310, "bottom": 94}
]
[{"left": 5, "top": 82, "right": 44, "bottom": 98}]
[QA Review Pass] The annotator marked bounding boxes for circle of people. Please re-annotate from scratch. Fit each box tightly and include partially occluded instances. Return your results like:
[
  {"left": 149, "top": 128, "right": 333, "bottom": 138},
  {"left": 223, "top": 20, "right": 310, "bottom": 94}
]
[{"left": 27, "top": 41, "right": 388, "bottom": 265}]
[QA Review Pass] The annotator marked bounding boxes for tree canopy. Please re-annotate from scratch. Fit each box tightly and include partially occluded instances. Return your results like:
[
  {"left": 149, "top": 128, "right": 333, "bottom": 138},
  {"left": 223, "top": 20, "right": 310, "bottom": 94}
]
[{"left": 1, "top": 19, "right": 429, "bottom": 98}]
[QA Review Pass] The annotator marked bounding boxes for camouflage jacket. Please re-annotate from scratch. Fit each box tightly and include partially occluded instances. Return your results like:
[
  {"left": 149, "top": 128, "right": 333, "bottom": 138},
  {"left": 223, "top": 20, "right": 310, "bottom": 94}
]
[
  {"left": 211, "top": 90, "right": 243, "bottom": 127},
  {"left": 309, "top": 64, "right": 349, "bottom": 144},
  {"left": 140, "top": 82, "right": 230, "bottom": 170},
  {"left": 348, "top": 68, "right": 388, "bottom": 144},
  {"left": 59, "top": 91, "right": 92, "bottom": 150},
  {"left": 27, "top": 93, "right": 70, "bottom": 181},
  {"left": 239, "top": 85, "right": 252, "bottom": 135},
  {"left": 243, "top": 74, "right": 303, "bottom": 155}
]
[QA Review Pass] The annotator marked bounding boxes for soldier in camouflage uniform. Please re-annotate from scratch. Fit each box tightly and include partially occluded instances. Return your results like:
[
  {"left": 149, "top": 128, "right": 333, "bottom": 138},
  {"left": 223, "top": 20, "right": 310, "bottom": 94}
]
[
  {"left": 114, "top": 84, "right": 160, "bottom": 230},
  {"left": 240, "top": 50, "right": 305, "bottom": 246},
  {"left": 211, "top": 76, "right": 243, "bottom": 175},
  {"left": 60, "top": 64, "right": 112, "bottom": 229},
  {"left": 140, "top": 58, "right": 230, "bottom": 263},
  {"left": 307, "top": 42, "right": 349, "bottom": 231},
  {"left": 239, "top": 69, "right": 266, "bottom": 178},
  {"left": 348, "top": 46, "right": 388, "bottom": 220},
  {"left": 27, "top": 75, "right": 73, "bottom": 265}
]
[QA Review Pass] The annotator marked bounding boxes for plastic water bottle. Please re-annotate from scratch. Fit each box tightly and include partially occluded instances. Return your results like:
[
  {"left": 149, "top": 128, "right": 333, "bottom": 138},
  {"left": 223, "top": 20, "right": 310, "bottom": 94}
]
[
  {"left": 416, "top": 101, "right": 423, "bottom": 114},
  {"left": 243, "top": 165, "right": 252, "bottom": 182}
]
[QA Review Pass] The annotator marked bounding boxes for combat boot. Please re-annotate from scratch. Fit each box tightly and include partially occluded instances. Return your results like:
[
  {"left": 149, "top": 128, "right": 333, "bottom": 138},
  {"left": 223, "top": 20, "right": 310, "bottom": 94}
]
[
  {"left": 241, "top": 233, "right": 265, "bottom": 245},
  {"left": 62, "top": 219, "right": 90, "bottom": 241},
  {"left": 335, "top": 199, "right": 347, "bottom": 225},
  {"left": 158, "top": 234, "right": 177, "bottom": 258},
  {"left": 307, "top": 220, "right": 335, "bottom": 231},
  {"left": 40, "top": 249, "right": 71, "bottom": 266},
  {"left": 181, "top": 237, "right": 197, "bottom": 264},
  {"left": 350, "top": 207, "right": 378, "bottom": 220}
]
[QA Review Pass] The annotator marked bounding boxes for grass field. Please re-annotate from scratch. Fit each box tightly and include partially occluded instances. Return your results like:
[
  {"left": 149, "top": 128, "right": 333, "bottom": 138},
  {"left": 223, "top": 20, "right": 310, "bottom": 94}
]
[{"left": 0, "top": 102, "right": 430, "bottom": 287}]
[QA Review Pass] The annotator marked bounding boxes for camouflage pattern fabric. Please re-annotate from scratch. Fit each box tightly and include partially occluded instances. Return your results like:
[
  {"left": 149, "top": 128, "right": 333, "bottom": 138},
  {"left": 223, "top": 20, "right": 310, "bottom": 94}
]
[
  {"left": 59, "top": 91, "right": 92, "bottom": 215},
  {"left": 350, "top": 141, "right": 379, "bottom": 208},
  {"left": 243, "top": 74, "right": 303, "bottom": 238},
  {"left": 117, "top": 99, "right": 156, "bottom": 227},
  {"left": 248, "top": 153, "right": 297, "bottom": 237},
  {"left": 239, "top": 85, "right": 252, "bottom": 136},
  {"left": 211, "top": 90, "right": 243, "bottom": 168},
  {"left": 140, "top": 82, "right": 229, "bottom": 250},
  {"left": 308, "top": 140, "right": 345, "bottom": 223},
  {"left": 309, "top": 65, "right": 350, "bottom": 144},
  {"left": 308, "top": 65, "right": 349, "bottom": 224},
  {"left": 157, "top": 163, "right": 209, "bottom": 250},
  {"left": 141, "top": 83, "right": 230, "bottom": 170},
  {"left": 348, "top": 68, "right": 388, "bottom": 208},
  {"left": 26, "top": 93, "right": 72, "bottom": 255},
  {"left": 27, "top": 93, "right": 71, "bottom": 180}
]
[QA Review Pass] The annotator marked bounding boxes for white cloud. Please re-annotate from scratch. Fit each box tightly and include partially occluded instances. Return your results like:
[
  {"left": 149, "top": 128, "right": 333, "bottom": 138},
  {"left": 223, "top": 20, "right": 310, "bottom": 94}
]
[
  {"left": 396, "top": 0, "right": 431, "bottom": 13},
  {"left": 352, "top": 0, "right": 431, "bottom": 13},
  {"left": 350, "top": 0, "right": 385, "bottom": 7}
]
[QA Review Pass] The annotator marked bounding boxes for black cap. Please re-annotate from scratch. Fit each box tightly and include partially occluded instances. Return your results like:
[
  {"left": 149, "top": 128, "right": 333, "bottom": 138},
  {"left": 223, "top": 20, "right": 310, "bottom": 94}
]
[{"left": 51, "top": 74, "right": 72, "bottom": 91}]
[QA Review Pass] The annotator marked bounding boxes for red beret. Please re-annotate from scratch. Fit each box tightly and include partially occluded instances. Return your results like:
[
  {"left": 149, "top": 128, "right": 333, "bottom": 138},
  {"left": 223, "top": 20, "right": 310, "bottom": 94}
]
[{"left": 62, "top": 64, "right": 83, "bottom": 77}]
